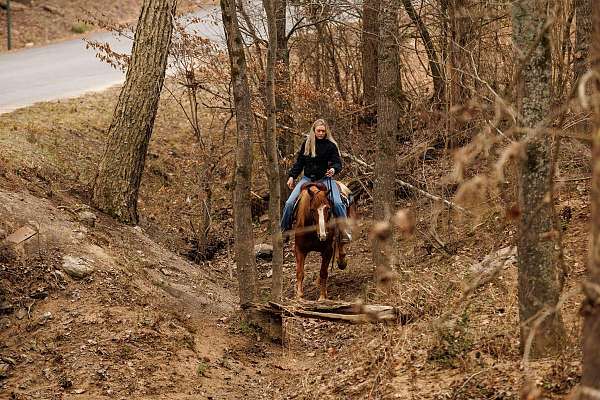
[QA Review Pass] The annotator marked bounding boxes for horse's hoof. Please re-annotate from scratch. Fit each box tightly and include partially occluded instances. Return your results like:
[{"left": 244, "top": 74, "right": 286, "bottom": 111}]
[{"left": 337, "top": 259, "right": 347, "bottom": 270}]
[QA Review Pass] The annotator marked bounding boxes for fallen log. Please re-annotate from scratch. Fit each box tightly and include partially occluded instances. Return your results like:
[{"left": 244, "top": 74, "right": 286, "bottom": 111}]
[{"left": 249, "top": 301, "right": 413, "bottom": 325}]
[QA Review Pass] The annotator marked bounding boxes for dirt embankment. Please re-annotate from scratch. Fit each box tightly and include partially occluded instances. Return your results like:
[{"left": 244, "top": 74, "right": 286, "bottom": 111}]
[
  {"left": 0, "top": 86, "right": 298, "bottom": 398},
  {"left": 0, "top": 173, "right": 301, "bottom": 399},
  {"left": 0, "top": 0, "right": 207, "bottom": 52}
]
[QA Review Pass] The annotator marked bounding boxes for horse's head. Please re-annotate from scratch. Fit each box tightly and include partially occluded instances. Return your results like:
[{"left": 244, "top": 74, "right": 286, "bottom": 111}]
[{"left": 303, "top": 183, "right": 332, "bottom": 241}]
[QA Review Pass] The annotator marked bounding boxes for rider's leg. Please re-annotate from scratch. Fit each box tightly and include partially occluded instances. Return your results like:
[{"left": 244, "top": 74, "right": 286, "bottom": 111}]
[
  {"left": 327, "top": 178, "right": 352, "bottom": 242},
  {"left": 280, "top": 176, "right": 311, "bottom": 231}
]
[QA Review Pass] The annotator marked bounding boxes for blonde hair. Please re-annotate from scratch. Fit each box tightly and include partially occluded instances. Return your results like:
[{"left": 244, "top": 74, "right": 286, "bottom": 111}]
[{"left": 304, "top": 119, "right": 340, "bottom": 157}]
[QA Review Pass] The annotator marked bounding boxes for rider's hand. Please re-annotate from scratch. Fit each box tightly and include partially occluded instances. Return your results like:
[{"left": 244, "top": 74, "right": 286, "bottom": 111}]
[
  {"left": 325, "top": 168, "right": 335, "bottom": 177},
  {"left": 287, "top": 177, "right": 295, "bottom": 190}
]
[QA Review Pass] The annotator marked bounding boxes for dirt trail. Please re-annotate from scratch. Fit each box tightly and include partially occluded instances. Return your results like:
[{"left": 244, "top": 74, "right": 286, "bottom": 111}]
[{"left": 0, "top": 187, "right": 299, "bottom": 399}]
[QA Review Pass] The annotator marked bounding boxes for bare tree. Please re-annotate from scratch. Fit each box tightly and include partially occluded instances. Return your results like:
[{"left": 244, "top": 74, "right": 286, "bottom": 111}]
[
  {"left": 92, "top": 0, "right": 177, "bottom": 224},
  {"left": 512, "top": 0, "right": 566, "bottom": 358},
  {"left": 221, "top": 0, "right": 258, "bottom": 309},
  {"left": 401, "top": 0, "right": 444, "bottom": 105},
  {"left": 580, "top": 2, "right": 600, "bottom": 396},
  {"left": 275, "top": 0, "right": 294, "bottom": 210},
  {"left": 447, "top": 0, "right": 474, "bottom": 116},
  {"left": 167, "top": 22, "right": 231, "bottom": 260},
  {"left": 262, "top": 0, "right": 284, "bottom": 301},
  {"left": 373, "top": 0, "right": 404, "bottom": 268},
  {"left": 362, "top": 0, "right": 380, "bottom": 114}
]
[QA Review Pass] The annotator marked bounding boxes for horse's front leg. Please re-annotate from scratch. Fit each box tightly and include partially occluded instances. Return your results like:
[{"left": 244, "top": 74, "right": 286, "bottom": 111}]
[
  {"left": 337, "top": 241, "right": 348, "bottom": 270},
  {"left": 318, "top": 249, "right": 333, "bottom": 301},
  {"left": 295, "top": 246, "right": 306, "bottom": 299}
]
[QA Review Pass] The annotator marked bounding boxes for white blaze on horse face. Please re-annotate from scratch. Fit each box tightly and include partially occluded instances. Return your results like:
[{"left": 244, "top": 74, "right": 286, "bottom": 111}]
[{"left": 317, "top": 205, "right": 327, "bottom": 241}]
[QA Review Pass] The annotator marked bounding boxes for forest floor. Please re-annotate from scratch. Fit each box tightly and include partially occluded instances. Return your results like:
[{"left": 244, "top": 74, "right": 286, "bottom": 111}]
[
  {"left": 0, "top": 82, "right": 591, "bottom": 399},
  {"left": 0, "top": 0, "right": 590, "bottom": 400}
]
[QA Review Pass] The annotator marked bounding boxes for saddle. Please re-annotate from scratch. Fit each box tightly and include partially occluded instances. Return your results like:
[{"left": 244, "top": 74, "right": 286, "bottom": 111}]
[
  {"left": 338, "top": 181, "right": 354, "bottom": 208},
  {"left": 293, "top": 181, "right": 353, "bottom": 211}
]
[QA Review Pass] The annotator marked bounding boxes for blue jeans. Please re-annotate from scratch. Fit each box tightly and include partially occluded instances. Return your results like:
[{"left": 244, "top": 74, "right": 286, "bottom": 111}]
[{"left": 280, "top": 176, "right": 347, "bottom": 231}]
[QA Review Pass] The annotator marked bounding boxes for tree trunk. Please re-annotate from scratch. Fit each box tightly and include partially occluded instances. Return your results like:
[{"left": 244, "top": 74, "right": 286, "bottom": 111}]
[
  {"left": 573, "top": 0, "right": 592, "bottom": 87},
  {"left": 580, "top": 3, "right": 600, "bottom": 397},
  {"left": 326, "top": 24, "right": 347, "bottom": 102},
  {"left": 373, "top": 0, "right": 401, "bottom": 269},
  {"left": 275, "top": 0, "right": 294, "bottom": 211},
  {"left": 448, "top": 0, "right": 472, "bottom": 102},
  {"left": 92, "top": 0, "right": 177, "bottom": 224},
  {"left": 221, "top": 0, "right": 257, "bottom": 308},
  {"left": 196, "top": 157, "right": 214, "bottom": 259},
  {"left": 401, "top": 0, "right": 444, "bottom": 105},
  {"left": 513, "top": 0, "right": 566, "bottom": 359},
  {"left": 314, "top": 23, "right": 324, "bottom": 88},
  {"left": 262, "top": 0, "right": 284, "bottom": 302},
  {"left": 362, "top": 0, "right": 380, "bottom": 113}
]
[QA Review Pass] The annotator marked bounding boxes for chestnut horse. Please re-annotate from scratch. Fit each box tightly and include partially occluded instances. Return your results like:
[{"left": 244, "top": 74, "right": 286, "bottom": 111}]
[{"left": 293, "top": 182, "right": 352, "bottom": 301}]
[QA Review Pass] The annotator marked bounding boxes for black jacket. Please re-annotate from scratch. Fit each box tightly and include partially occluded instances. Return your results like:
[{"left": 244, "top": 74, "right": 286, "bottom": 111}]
[{"left": 288, "top": 138, "right": 342, "bottom": 181}]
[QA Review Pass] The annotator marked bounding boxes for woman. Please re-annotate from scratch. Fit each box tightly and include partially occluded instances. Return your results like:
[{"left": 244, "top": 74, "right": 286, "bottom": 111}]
[{"left": 280, "top": 119, "right": 351, "bottom": 242}]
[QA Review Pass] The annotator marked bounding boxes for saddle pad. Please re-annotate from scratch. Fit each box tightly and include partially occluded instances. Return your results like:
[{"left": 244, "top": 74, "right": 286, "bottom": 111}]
[{"left": 293, "top": 181, "right": 353, "bottom": 210}]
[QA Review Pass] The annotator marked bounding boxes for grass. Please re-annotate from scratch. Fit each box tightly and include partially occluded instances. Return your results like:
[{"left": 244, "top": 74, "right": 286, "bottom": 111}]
[
  {"left": 71, "top": 22, "right": 92, "bottom": 34},
  {"left": 196, "top": 360, "right": 209, "bottom": 377}
]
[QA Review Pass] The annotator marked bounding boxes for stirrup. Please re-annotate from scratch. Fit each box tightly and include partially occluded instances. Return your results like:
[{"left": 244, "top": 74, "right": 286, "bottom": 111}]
[{"left": 340, "top": 229, "right": 352, "bottom": 243}]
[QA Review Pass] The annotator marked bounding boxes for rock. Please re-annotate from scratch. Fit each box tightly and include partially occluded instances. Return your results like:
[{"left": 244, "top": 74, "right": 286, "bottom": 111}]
[
  {"left": 266, "top": 269, "right": 273, "bottom": 278},
  {"left": 62, "top": 255, "right": 94, "bottom": 279},
  {"left": 72, "top": 231, "right": 86, "bottom": 241},
  {"left": 41, "top": 4, "right": 64, "bottom": 16},
  {"left": 52, "top": 270, "right": 66, "bottom": 281},
  {"left": 77, "top": 210, "right": 97, "bottom": 227},
  {"left": 25, "top": 42, "right": 34, "bottom": 48},
  {"left": 470, "top": 246, "right": 517, "bottom": 275},
  {"left": 38, "top": 311, "right": 52, "bottom": 325},
  {"left": 0, "top": 363, "right": 10, "bottom": 379},
  {"left": 259, "top": 214, "right": 270, "bottom": 223},
  {"left": 1, "top": 357, "right": 15, "bottom": 365},
  {"left": 0, "top": 317, "right": 10, "bottom": 329},
  {"left": 15, "top": 308, "right": 27, "bottom": 320},
  {"left": 29, "top": 288, "right": 48, "bottom": 299},
  {"left": 0, "top": 228, "right": 6, "bottom": 240},
  {"left": 0, "top": 302, "right": 13, "bottom": 315},
  {"left": 254, "top": 244, "right": 273, "bottom": 260}
]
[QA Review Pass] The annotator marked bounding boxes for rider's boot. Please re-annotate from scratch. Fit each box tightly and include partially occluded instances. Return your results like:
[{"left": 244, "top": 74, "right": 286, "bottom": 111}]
[{"left": 339, "top": 219, "right": 352, "bottom": 243}]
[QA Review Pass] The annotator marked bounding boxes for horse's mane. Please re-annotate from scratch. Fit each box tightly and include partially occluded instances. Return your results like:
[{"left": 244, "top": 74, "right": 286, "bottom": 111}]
[{"left": 294, "top": 189, "right": 312, "bottom": 228}]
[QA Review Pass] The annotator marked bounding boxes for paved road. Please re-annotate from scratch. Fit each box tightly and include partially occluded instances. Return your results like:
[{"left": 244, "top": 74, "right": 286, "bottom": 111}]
[{"left": 0, "top": 6, "right": 222, "bottom": 114}]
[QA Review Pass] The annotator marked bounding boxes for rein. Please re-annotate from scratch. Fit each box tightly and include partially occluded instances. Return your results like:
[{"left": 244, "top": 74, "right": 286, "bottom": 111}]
[{"left": 325, "top": 177, "right": 337, "bottom": 272}]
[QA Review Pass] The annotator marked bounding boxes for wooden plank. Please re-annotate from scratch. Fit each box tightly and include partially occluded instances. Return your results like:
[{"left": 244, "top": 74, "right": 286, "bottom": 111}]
[{"left": 4, "top": 225, "right": 37, "bottom": 245}]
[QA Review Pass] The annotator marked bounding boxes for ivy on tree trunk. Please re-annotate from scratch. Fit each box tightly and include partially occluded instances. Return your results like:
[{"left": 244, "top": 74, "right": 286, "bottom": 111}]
[{"left": 512, "top": 0, "right": 566, "bottom": 359}]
